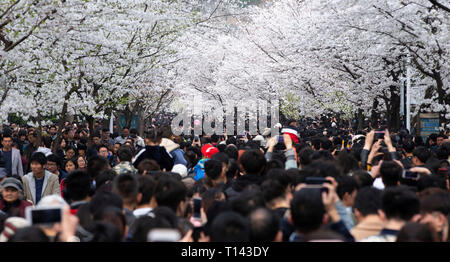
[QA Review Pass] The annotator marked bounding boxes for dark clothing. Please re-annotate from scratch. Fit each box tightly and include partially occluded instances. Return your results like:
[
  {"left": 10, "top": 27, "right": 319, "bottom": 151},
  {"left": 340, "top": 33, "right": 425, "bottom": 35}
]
[
  {"left": 0, "top": 199, "right": 33, "bottom": 218},
  {"left": 70, "top": 200, "right": 89, "bottom": 215},
  {"left": 23, "top": 144, "right": 38, "bottom": 172},
  {"left": 401, "top": 156, "right": 414, "bottom": 170},
  {"left": 225, "top": 173, "right": 264, "bottom": 201},
  {"left": 35, "top": 177, "right": 44, "bottom": 204},
  {"left": 289, "top": 220, "right": 355, "bottom": 242},
  {"left": 133, "top": 146, "right": 174, "bottom": 171},
  {"left": 124, "top": 208, "right": 136, "bottom": 227},
  {"left": 3, "top": 150, "right": 12, "bottom": 176},
  {"left": 58, "top": 169, "right": 68, "bottom": 184},
  {"left": 274, "top": 207, "right": 288, "bottom": 221}
]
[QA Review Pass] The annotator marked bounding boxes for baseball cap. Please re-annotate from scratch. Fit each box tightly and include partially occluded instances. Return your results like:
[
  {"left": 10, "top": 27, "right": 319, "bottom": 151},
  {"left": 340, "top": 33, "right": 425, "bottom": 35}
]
[
  {"left": 1, "top": 177, "right": 23, "bottom": 193},
  {"left": 201, "top": 144, "right": 219, "bottom": 159}
]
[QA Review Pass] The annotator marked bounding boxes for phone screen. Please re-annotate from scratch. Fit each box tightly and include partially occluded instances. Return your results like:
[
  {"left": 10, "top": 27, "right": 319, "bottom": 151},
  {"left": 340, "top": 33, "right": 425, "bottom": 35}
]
[
  {"left": 193, "top": 198, "right": 202, "bottom": 219},
  {"left": 403, "top": 170, "right": 419, "bottom": 179},
  {"left": 305, "top": 177, "right": 331, "bottom": 185},
  {"left": 30, "top": 208, "right": 62, "bottom": 225}
]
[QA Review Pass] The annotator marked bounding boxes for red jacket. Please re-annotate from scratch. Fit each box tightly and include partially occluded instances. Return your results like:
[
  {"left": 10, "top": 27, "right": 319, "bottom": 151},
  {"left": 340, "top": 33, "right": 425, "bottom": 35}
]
[{"left": 0, "top": 199, "right": 33, "bottom": 218}]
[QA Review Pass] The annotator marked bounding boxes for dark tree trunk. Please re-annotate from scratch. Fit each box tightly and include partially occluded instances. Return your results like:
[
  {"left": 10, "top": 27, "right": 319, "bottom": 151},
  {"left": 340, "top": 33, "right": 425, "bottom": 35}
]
[
  {"left": 371, "top": 98, "right": 379, "bottom": 127},
  {"left": 357, "top": 109, "right": 364, "bottom": 130}
]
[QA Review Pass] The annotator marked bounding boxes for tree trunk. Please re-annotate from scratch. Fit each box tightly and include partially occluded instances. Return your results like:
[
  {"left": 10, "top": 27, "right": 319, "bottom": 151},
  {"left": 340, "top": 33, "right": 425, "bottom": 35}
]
[
  {"left": 370, "top": 98, "right": 379, "bottom": 127},
  {"left": 387, "top": 94, "right": 401, "bottom": 131},
  {"left": 138, "top": 106, "right": 145, "bottom": 137},
  {"left": 357, "top": 109, "right": 364, "bottom": 130},
  {"left": 52, "top": 101, "right": 69, "bottom": 154},
  {"left": 36, "top": 110, "right": 43, "bottom": 147}
]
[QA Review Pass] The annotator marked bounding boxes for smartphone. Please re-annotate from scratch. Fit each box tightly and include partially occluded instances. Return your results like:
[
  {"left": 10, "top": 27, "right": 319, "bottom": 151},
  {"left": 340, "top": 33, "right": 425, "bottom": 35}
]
[
  {"left": 194, "top": 136, "right": 199, "bottom": 142},
  {"left": 147, "top": 229, "right": 181, "bottom": 242},
  {"left": 305, "top": 177, "right": 331, "bottom": 185},
  {"left": 402, "top": 170, "right": 419, "bottom": 180},
  {"left": 193, "top": 197, "right": 202, "bottom": 220},
  {"left": 374, "top": 130, "right": 385, "bottom": 140},
  {"left": 278, "top": 135, "right": 284, "bottom": 143},
  {"left": 25, "top": 206, "right": 63, "bottom": 226},
  {"left": 304, "top": 184, "right": 329, "bottom": 194}
]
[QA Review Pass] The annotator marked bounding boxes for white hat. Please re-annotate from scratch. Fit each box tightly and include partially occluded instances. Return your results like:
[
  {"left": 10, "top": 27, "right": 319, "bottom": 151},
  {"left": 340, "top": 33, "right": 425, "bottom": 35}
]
[
  {"left": 171, "top": 164, "right": 188, "bottom": 178},
  {"left": 0, "top": 217, "right": 29, "bottom": 242},
  {"left": 253, "top": 135, "right": 266, "bottom": 147}
]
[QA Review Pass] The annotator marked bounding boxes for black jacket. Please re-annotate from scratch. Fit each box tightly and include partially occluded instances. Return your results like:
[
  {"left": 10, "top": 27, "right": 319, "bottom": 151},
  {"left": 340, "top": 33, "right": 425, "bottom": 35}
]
[
  {"left": 225, "top": 173, "right": 264, "bottom": 201},
  {"left": 133, "top": 146, "right": 174, "bottom": 171}
]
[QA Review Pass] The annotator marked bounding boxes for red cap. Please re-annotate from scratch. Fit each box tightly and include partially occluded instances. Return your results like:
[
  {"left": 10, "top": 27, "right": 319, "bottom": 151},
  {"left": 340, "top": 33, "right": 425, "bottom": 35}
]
[{"left": 201, "top": 144, "right": 219, "bottom": 159}]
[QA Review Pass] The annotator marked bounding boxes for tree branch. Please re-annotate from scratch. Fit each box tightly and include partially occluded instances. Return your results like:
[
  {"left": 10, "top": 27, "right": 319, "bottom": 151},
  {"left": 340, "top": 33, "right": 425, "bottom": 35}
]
[{"left": 428, "top": 0, "right": 450, "bottom": 12}]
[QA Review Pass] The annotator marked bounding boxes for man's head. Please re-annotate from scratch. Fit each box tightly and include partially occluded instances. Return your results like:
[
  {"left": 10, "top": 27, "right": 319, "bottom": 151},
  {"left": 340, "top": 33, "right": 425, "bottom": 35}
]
[
  {"left": 30, "top": 152, "right": 47, "bottom": 176},
  {"left": 154, "top": 176, "right": 187, "bottom": 216},
  {"left": 413, "top": 146, "right": 431, "bottom": 166},
  {"left": 102, "top": 128, "right": 110, "bottom": 140},
  {"left": 1, "top": 177, "right": 23, "bottom": 203},
  {"left": 290, "top": 188, "right": 325, "bottom": 234},
  {"left": 92, "top": 133, "right": 101, "bottom": 145},
  {"left": 210, "top": 211, "right": 249, "bottom": 242},
  {"left": 204, "top": 159, "right": 225, "bottom": 181},
  {"left": 437, "top": 134, "right": 446, "bottom": 147},
  {"left": 419, "top": 190, "right": 450, "bottom": 239},
  {"left": 353, "top": 187, "right": 382, "bottom": 222},
  {"left": 49, "top": 125, "right": 57, "bottom": 136},
  {"left": 239, "top": 149, "right": 266, "bottom": 175},
  {"left": 67, "top": 129, "right": 75, "bottom": 140},
  {"left": 87, "top": 155, "right": 111, "bottom": 179},
  {"left": 261, "top": 179, "right": 288, "bottom": 208},
  {"left": 41, "top": 136, "right": 52, "bottom": 149},
  {"left": 380, "top": 186, "right": 420, "bottom": 222},
  {"left": 112, "top": 173, "right": 139, "bottom": 210},
  {"left": 145, "top": 128, "right": 163, "bottom": 145},
  {"left": 380, "top": 161, "right": 402, "bottom": 187},
  {"left": 27, "top": 131, "right": 37, "bottom": 144},
  {"left": 248, "top": 208, "right": 281, "bottom": 242},
  {"left": 1, "top": 134, "right": 13, "bottom": 151},
  {"left": 117, "top": 146, "right": 133, "bottom": 163},
  {"left": 98, "top": 145, "right": 109, "bottom": 159},
  {"left": 336, "top": 176, "right": 359, "bottom": 207},
  {"left": 137, "top": 176, "right": 156, "bottom": 207},
  {"left": 121, "top": 127, "right": 130, "bottom": 138},
  {"left": 64, "top": 170, "right": 92, "bottom": 202},
  {"left": 113, "top": 143, "right": 121, "bottom": 154},
  {"left": 46, "top": 154, "right": 61, "bottom": 174}
]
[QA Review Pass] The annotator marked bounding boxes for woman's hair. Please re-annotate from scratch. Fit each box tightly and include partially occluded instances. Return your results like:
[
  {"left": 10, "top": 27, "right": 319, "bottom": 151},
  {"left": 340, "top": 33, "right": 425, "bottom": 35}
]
[{"left": 65, "top": 158, "right": 79, "bottom": 170}]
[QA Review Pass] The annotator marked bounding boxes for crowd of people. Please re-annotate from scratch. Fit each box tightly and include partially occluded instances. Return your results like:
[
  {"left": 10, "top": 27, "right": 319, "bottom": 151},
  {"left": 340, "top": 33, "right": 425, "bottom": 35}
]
[{"left": 0, "top": 116, "right": 449, "bottom": 242}]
